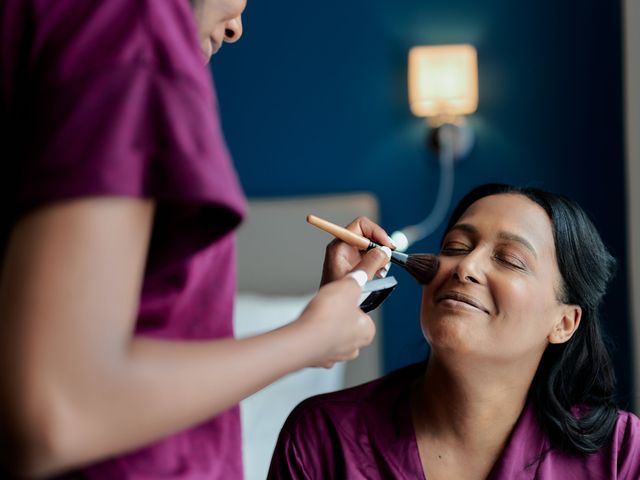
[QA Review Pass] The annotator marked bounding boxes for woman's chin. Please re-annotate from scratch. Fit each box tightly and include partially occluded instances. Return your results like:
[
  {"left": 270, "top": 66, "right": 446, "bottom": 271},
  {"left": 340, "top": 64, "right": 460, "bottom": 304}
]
[{"left": 423, "top": 317, "right": 482, "bottom": 356}]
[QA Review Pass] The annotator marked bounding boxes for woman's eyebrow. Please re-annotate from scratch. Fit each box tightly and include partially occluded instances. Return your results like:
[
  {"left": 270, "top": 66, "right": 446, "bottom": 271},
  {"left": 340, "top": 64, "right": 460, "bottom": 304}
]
[
  {"left": 448, "top": 224, "right": 537, "bottom": 258},
  {"left": 497, "top": 231, "right": 537, "bottom": 258},
  {"left": 448, "top": 223, "right": 477, "bottom": 236}
]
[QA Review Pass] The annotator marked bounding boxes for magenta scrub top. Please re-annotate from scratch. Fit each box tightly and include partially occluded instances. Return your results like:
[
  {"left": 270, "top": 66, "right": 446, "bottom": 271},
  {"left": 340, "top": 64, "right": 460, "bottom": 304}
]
[
  {"left": 269, "top": 363, "right": 640, "bottom": 479},
  {"left": 1, "top": 0, "right": 247, "bottom": 478}
]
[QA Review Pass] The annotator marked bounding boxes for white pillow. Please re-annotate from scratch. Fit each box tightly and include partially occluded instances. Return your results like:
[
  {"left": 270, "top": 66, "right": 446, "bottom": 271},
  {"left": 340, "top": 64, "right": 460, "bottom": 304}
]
[
  {"left": 234, "top": 292, "right": 313, "bottom": 338},
  {"left": 234, "top": 293, "right": 346, "bottom": 480}
]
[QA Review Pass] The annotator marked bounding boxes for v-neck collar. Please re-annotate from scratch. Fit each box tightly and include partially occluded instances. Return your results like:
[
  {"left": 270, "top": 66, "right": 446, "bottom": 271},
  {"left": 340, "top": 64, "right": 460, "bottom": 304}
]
[{"left": 398, "top": 364, "right": 547, "bottom": 480}]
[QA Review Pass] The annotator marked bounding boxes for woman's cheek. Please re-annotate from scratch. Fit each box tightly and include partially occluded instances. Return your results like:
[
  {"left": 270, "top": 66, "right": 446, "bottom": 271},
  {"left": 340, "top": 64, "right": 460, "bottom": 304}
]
[{"left": 495, "top": 276, "right": 537, "bottom": 318}]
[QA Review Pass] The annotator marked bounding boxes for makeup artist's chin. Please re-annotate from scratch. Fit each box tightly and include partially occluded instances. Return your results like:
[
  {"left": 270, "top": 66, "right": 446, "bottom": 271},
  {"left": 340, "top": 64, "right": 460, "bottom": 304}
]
[
  {"left": 200, "top": 38, "right": 212, "bottom": 63},
  {"left": 200, "top": 38, "right": 221, "bottom": 64}
]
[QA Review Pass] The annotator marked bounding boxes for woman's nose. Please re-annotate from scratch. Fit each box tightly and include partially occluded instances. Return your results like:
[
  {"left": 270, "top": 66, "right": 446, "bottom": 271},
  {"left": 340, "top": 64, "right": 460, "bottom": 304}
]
[
  {"left": 224, "top": 17, "right": 243, "bottom": 43},
  {"left": 452, "top": 251, "right": 484, "bottom": 284}
]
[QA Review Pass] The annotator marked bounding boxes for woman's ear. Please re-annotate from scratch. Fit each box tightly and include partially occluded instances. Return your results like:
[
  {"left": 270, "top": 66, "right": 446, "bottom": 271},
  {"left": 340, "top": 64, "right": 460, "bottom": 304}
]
[{"left": 548, "top": 305, "right": 582, "bottom": 344}]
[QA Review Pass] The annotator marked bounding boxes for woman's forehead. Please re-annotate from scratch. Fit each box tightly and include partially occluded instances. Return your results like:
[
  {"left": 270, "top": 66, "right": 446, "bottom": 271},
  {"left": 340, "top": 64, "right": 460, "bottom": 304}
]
[{"left": 454, "top": 194, "right": 555, "bottom": 251}]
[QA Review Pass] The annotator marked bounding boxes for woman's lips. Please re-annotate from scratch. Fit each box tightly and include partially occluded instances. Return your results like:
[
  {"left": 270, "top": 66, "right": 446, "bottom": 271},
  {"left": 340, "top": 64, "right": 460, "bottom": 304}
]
[{"left": 436, "top": 290, "right": 490, "bottom": 314}]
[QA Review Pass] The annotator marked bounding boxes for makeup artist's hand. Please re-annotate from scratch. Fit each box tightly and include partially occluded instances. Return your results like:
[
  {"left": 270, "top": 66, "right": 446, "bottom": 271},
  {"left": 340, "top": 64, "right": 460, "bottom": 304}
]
[
  {"left": 320, "top": 216, "right": 395, "bottom": 286},
  {"left": 298, "top": 246, "right": 391, "bottom": 368}
]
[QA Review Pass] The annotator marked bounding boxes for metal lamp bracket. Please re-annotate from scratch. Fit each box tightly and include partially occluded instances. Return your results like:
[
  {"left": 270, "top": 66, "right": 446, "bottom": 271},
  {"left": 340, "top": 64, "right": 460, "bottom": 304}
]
[{"left": 427, "top": 117, "right": 475, "bottom": 161}]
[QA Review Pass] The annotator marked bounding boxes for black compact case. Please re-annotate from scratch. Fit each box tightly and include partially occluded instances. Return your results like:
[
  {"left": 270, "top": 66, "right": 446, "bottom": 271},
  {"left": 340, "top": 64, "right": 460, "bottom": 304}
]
[{"left": 358, "top": 276, "right": 398, "bottom": 313}]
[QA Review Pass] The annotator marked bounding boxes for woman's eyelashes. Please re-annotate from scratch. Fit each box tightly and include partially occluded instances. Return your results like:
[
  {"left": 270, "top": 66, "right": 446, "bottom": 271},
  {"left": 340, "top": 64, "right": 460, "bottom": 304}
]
[
  {"left": 440, "top": 241, "right": 470, "bottom": 255},
  {"left": 494, "top": 251, "right": 527, "bottom": 270},
  {"left": 440, "top": 241, "right": 528, "bottom": 271}
]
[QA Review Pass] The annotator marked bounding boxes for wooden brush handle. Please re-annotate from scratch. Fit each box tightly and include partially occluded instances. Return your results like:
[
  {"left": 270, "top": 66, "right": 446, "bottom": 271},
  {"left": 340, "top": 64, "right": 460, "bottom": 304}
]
[{"left": 306, "top": 215, "right": 372, "bottom": 250}]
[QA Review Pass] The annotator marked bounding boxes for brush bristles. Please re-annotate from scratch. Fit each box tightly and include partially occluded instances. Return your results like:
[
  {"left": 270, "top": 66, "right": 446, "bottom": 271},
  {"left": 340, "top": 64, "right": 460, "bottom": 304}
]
[{"left": 405, "top": 254, "right": 439, "bottom": 284}]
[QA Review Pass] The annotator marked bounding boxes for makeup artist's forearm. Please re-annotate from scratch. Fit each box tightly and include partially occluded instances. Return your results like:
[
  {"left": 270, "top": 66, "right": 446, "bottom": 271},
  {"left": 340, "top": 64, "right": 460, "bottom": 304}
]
[
  {"left": 126, "top": 324, "right": 314, "bottom": 429},
  {"left": 47, "top": 322, "right": 316, "bottom": 473}
]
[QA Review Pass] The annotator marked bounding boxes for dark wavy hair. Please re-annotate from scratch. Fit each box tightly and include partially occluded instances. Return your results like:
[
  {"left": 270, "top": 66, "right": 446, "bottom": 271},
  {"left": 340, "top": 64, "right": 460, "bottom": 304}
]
[{"left": 443, "top": 183, "right": 618, "bottom": 455}]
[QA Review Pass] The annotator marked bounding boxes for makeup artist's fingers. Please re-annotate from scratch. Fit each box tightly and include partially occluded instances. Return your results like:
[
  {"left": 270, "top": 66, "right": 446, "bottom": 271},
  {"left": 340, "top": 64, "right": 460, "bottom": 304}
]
[
  {"left": 297, "top": 278, "right": 376, "bottom": 368},
  {"left": 345, "top": 216, "right": 396, "bottom": 250},
  {"left": 320, "top": 217, "right": 394, "bottom": 286},
  {"left": 349, "top": 246, "right": 392, "bottom": 281},
  {"left": 320, "top": 238, "right": 360, "bottom": 286},
  {"left": 376, "top": 262, "right": 391, "bottom": 279},
  {"left": 321, "top": 239, "right": 391, "bottom": 286}
]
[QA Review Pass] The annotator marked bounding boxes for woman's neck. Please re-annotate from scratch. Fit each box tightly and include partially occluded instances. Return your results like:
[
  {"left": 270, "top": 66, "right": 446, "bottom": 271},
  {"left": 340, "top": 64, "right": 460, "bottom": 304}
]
[{"left": 412, "top": 353, "right": 537, "bottom": 456}]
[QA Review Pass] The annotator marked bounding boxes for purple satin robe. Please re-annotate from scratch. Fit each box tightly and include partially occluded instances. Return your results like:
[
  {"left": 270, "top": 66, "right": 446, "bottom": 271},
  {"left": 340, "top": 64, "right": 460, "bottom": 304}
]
[{"left": 269, "top": 363, "right": 640, "bottom": 479}]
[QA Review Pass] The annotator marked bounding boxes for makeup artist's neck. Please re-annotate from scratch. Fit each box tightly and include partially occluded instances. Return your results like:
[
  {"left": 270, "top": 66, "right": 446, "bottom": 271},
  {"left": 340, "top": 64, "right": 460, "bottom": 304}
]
[{"left": 413, "top": 353, "right": 538, "bottom": 452}]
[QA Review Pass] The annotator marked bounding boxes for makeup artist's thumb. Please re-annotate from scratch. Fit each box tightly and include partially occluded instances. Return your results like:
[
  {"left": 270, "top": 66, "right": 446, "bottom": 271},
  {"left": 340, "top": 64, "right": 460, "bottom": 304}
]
[{"left": 347, "top": 246, "right": 392, "bottom": 283}]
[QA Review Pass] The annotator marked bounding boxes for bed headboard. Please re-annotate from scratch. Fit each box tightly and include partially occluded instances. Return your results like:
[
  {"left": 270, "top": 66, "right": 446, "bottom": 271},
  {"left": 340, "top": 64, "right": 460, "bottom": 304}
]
[{"left": 236, "top": 192, "right": 379, "bottom": 295}]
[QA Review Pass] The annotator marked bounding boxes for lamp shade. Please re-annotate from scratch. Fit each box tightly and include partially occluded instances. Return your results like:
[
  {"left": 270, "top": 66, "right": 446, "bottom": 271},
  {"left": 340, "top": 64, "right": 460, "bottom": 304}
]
[{"left": 408, "top": 44, "right": 478, "bottom": 117}]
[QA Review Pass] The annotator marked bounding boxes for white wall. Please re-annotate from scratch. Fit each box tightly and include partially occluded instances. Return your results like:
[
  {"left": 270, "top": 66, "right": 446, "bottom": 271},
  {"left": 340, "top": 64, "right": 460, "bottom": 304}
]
[{"left": 624, "top": 0, "right": 640, "bottom": 412}]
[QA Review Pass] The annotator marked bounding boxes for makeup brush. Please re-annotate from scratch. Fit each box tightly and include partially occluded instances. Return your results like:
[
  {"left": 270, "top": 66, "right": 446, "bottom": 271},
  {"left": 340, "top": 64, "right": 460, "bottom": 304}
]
[{"left": 306, "top": 214, "right": 439, "bottom": 285}]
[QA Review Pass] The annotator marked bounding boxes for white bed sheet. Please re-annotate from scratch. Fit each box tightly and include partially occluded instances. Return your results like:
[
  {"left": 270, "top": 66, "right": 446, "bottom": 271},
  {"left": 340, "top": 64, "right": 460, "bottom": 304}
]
[{"left": 234, "top": 293, "right": 346, "bottom": 480}]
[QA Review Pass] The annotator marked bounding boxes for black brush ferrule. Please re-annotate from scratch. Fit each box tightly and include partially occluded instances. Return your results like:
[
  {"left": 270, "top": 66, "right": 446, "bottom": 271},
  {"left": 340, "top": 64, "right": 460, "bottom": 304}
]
[
  {"left": 367, "top": 241, "right": 407, "bottom": 266},
  {"left": 390, "top": 251, "right": 408, "bottom": 266}
]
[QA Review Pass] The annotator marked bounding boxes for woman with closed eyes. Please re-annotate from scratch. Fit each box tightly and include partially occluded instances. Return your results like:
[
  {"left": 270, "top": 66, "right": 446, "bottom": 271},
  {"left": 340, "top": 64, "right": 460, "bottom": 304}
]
[{"left": 269, "top": 183, "right": 640, "bottom": 480}]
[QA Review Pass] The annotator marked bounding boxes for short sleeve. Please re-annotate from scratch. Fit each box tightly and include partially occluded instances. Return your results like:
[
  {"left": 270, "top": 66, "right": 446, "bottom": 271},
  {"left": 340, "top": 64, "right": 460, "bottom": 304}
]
[{"left": 11, "top": 0, "right": 245, "bottom": 229}]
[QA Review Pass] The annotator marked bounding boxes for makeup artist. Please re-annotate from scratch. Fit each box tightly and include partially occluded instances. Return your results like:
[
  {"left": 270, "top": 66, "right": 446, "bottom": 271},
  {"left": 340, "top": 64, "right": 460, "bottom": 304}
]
[
  {"left": 0, "top": 0, "right": 393, "bottom": 478},
  {"left": 270, "top": 184, "right": 640, "bottom": 479}
]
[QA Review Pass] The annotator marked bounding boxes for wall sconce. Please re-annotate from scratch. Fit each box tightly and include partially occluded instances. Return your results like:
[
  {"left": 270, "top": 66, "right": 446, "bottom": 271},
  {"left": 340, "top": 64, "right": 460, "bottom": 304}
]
[
  {"left": 391, "top": 44, "right": 479, "bottom": 252},
  {"left": 409, "top": 44, "right": 478, "bottom": 118}
]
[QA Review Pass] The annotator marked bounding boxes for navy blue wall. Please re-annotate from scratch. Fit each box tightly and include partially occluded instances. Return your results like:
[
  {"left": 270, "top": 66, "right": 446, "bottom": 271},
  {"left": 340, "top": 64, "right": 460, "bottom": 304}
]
[{"left": 212, "top": 1, "right": 632, "bottom": 407}]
